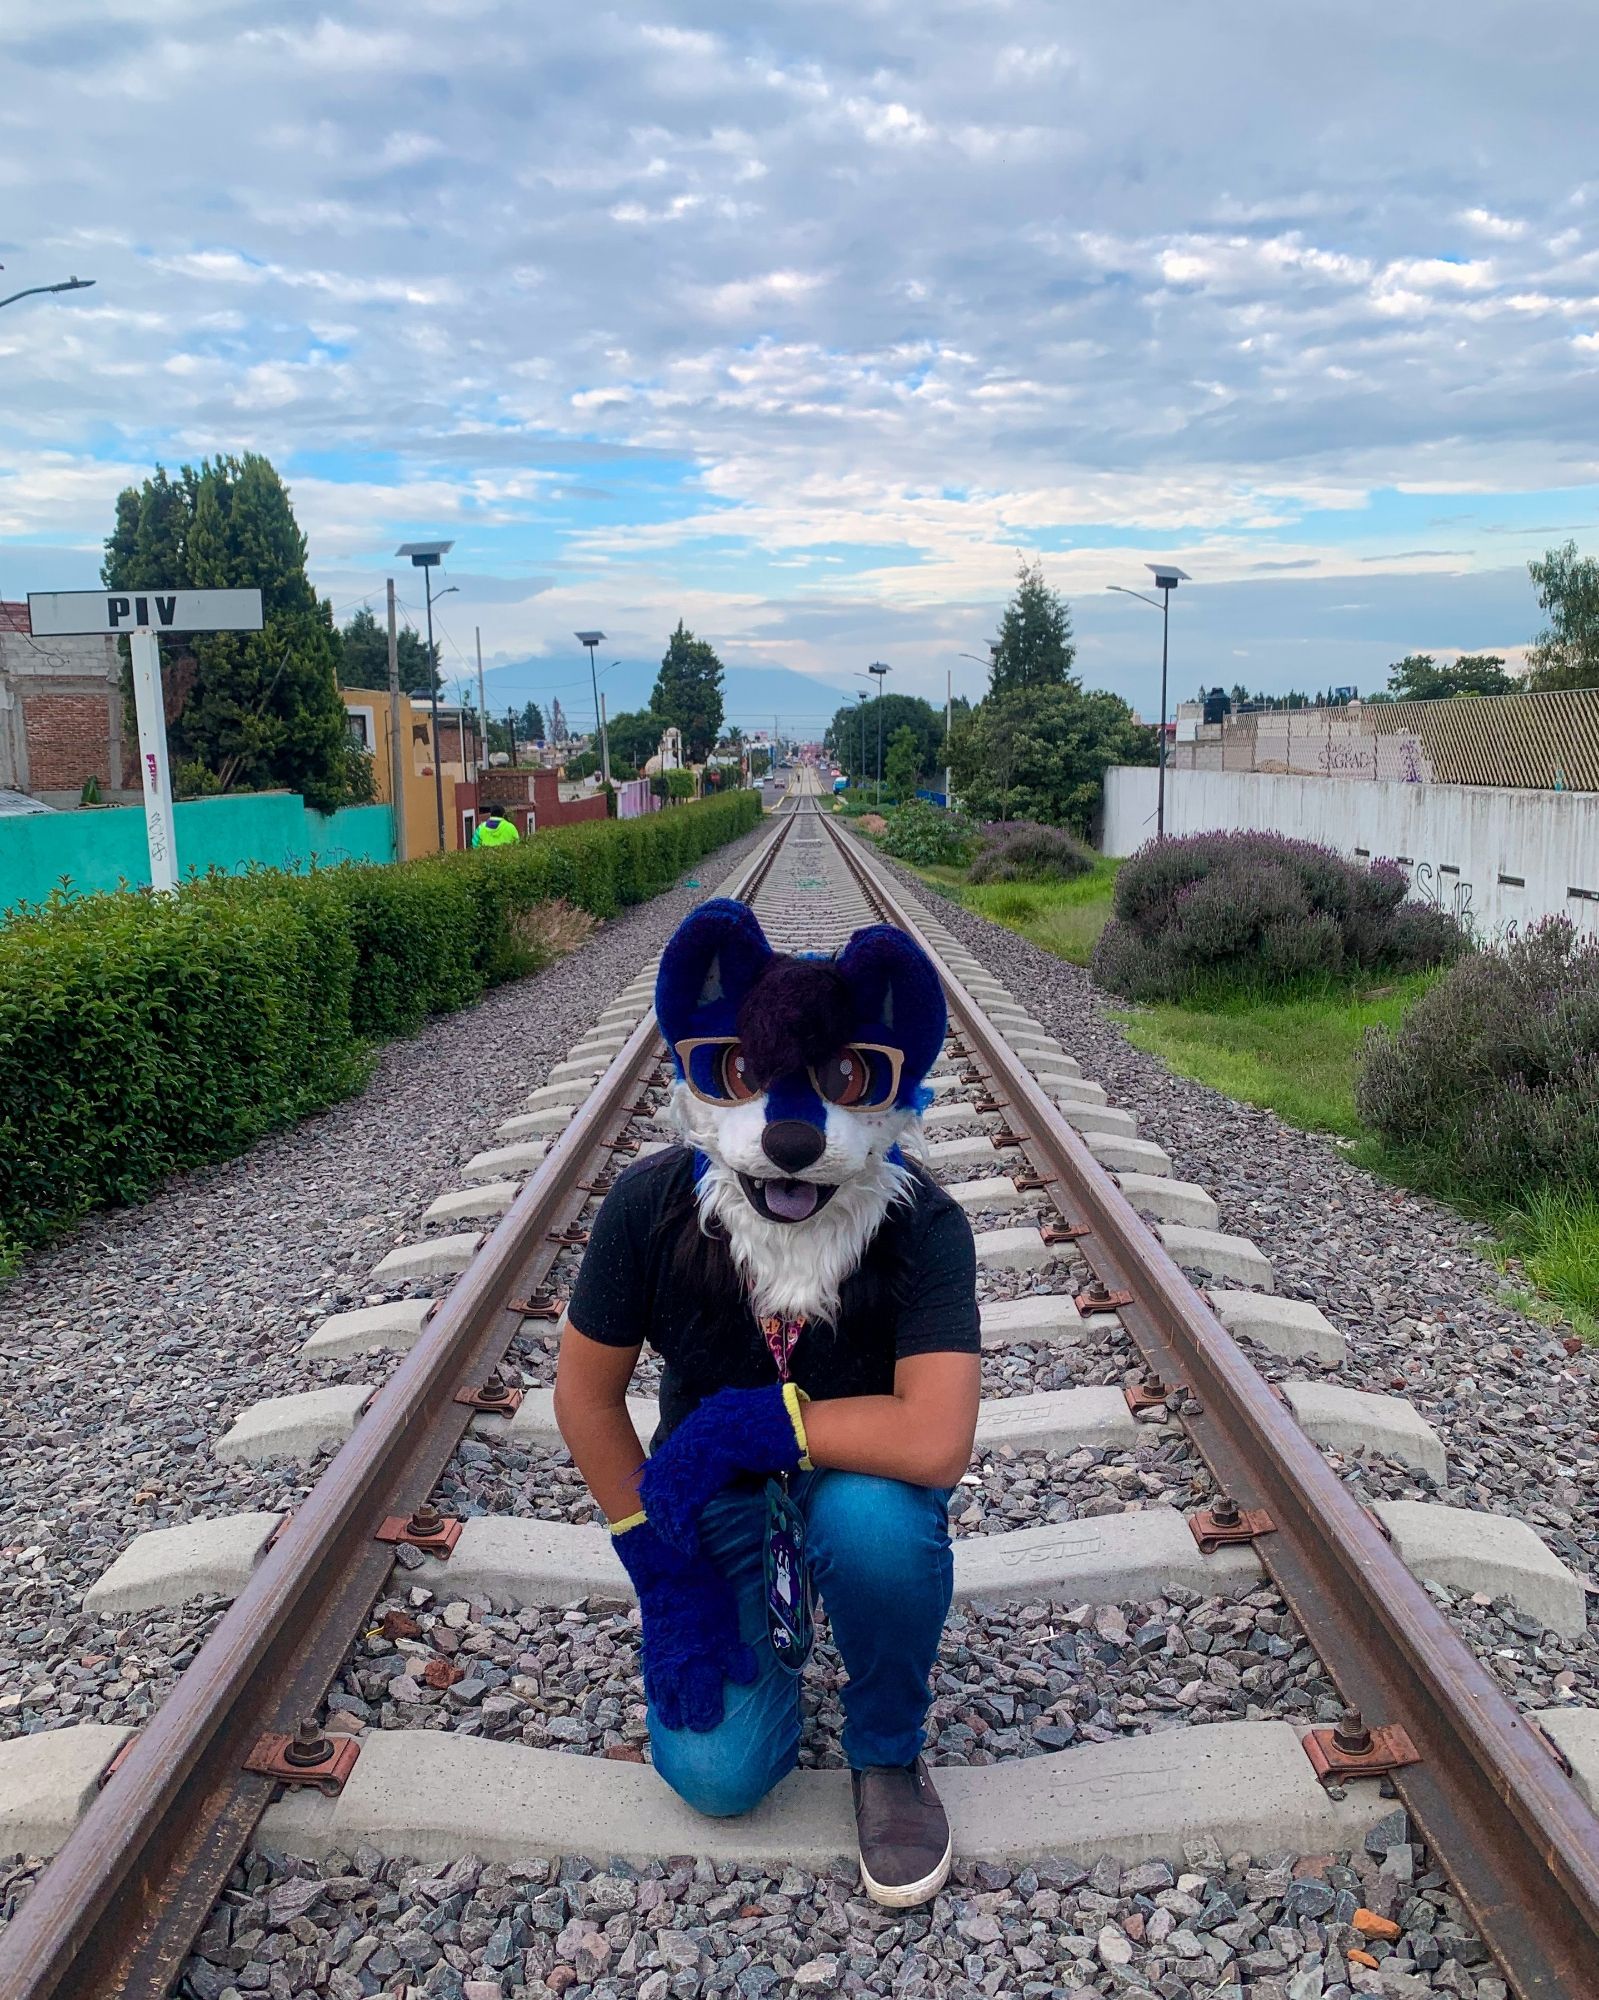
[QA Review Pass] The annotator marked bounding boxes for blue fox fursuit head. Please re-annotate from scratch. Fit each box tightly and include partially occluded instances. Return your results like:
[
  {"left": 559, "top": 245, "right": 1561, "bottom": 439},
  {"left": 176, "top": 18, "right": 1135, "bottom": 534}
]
[{"left": 654, "top": 898, "right": 947, "bottom": 1324}]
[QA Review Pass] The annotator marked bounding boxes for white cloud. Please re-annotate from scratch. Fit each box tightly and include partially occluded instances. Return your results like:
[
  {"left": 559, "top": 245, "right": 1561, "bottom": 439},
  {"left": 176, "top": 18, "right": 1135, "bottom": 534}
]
[{"left": 5, "top": 0, "right": 1599, "bottom": 705}]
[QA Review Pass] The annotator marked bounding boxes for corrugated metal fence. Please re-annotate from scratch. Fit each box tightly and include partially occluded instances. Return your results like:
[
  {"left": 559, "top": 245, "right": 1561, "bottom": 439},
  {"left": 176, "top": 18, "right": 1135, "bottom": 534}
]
[{"left": 1176, "top": 687, "right": 1599, "bottom": 791}]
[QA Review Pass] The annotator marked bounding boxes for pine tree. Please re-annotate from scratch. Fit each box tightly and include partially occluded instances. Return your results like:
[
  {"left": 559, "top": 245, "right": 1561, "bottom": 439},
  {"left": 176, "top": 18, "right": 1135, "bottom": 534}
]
[
  {"left": 989, "top": 557, "right": 1077, "bottom": 696},
  {"left": 518, "top": 699, "right": 545, "bottom": 741},
  {"left": 652, "top": 620, "right": 725, "bottom": 760},
  {"left": 103, "top": 454, "right": 350, "bottom": 812}
]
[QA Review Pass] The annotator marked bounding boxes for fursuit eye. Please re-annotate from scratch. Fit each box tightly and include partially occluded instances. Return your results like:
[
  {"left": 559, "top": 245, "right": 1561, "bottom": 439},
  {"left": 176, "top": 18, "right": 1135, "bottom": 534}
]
[
  {"left": 718, "top": 1044, "right": 758, "bottom": 1102},
  {"left": 816, "top": 1047, "right": 872, "bottom": 1106}
]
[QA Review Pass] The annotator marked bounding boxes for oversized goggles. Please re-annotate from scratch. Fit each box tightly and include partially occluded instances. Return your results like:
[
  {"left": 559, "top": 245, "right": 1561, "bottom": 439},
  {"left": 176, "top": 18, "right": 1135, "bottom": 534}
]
[{"left": 673, "top": 1035, "right": 905, "bottom": 1112}]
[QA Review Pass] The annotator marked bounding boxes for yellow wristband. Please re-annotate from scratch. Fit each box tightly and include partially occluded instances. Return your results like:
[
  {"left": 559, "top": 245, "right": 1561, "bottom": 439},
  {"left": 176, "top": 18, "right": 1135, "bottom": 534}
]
[
  {"left": 782, "top": 1381, "right": 813, "bottom": 1471},
  {"left": 608, "top": 1510, "right": 647, "bottom": 1536}
]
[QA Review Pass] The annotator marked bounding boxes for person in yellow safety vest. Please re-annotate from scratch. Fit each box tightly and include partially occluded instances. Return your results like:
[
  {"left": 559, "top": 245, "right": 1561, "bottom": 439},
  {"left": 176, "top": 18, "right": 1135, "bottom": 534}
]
[{"left": 472, "top": 813, "right": 521, "bottom": 849}]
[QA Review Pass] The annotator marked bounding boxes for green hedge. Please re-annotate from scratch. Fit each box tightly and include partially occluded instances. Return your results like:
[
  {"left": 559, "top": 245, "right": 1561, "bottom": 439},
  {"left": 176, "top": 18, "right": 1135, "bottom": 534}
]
[{"left": 0, "top": 790, "right": 761, "bottom": 1270}]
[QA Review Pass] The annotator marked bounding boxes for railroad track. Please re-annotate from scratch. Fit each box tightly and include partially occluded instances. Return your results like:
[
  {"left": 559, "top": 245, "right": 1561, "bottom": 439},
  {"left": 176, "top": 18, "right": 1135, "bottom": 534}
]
[{"left": 3, "top": 773, "right": 1599, "bottom": 2000}]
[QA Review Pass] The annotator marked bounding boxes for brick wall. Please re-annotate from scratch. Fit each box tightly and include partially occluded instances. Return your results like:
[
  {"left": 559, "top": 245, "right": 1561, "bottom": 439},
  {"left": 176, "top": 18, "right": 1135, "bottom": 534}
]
[
  {"left": 531, "top": 770, "right": 606, "bottom": 827},
  {"left": 0, "top": 604, "right": 124, "bottom": 799},
  {"left": 22, "top": 692, "right": 118, "bottom": 792}
]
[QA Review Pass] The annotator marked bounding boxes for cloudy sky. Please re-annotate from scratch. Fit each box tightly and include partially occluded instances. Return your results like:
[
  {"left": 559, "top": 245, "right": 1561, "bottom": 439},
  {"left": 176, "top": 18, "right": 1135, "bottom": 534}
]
[{"left": 4, "top": 0, "right": 1598, "bottom": 730}]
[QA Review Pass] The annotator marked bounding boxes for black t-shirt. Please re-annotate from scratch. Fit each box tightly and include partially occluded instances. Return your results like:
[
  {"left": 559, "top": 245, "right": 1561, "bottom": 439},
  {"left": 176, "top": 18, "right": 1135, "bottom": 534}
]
[{"left": 566, "top": 1146, "right": 979, "bottom": 1442}]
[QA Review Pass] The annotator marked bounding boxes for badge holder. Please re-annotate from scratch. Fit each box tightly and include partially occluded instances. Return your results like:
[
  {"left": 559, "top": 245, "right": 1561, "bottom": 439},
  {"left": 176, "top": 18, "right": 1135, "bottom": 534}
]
[{"left": 763, "top": 1477, "right": 814, "bottom": 1672}]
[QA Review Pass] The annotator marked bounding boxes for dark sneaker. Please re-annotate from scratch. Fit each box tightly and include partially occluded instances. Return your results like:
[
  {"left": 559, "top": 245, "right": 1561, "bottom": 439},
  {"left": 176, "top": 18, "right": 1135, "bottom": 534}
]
[{"left": 851, "top": 1758, "right": 952, "bottom": 1907}]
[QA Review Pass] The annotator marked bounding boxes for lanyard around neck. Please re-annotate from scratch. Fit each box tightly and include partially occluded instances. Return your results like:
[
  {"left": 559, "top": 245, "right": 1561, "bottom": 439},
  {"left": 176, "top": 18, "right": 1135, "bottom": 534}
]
[{"left": 758, "top": 1313, "right": 806, "bottom": 1383}]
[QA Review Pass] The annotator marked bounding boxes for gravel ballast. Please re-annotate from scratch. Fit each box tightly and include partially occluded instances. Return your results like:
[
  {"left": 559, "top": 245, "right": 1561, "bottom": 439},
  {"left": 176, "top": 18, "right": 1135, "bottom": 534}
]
[{"left": 160, "top": 1816, "right": 1501, "bottom": 2000}]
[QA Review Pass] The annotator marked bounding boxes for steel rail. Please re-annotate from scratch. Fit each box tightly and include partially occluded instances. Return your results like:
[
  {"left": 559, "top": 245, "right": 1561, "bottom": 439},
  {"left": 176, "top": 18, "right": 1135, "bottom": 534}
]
[
  {"left": 0, "top": 806, "right": 798, "bottom": 2000},
  {"left": 824, "top": 807, "right": 1599, "bottom": 2000}
]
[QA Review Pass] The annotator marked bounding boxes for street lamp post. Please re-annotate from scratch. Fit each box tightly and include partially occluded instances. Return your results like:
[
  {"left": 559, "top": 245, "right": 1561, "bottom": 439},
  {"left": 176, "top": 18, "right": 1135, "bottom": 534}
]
[
  {"left": 575, "top": 631, "right": 610, "bottom": 784},
  {"left": 1109, "top": 565, "right": 1191, "bottom": 837},
  {"left": 0, "top": 273, "right": 95, "bottom": 312},
  {"left": 867, "top": 661, "right": 890, "bottom": 804},
  {"left": 856, "top": 692, "right": 868, "bottom": 787},
  {"left": 397, "top": 540, "right": 456, "bottom": 850}
]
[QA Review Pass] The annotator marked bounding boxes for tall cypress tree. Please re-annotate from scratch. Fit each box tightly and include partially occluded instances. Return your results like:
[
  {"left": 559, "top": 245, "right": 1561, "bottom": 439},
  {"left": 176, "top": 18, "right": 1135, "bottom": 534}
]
[
  {"left": 651, "top": 620, "right": 725, "bottom": 761},
  {"left": 103, "top": 453, "right": 350, "bottom": 811},
  {"left": 989, "top": 556, "right": 1077, "bottom": 696}
]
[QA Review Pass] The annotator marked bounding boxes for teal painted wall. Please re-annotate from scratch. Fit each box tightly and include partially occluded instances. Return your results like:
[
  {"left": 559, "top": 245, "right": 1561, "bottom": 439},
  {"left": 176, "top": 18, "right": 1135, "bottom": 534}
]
[{"left": 0, "top": 794, "right": 396, "bottom": 913}]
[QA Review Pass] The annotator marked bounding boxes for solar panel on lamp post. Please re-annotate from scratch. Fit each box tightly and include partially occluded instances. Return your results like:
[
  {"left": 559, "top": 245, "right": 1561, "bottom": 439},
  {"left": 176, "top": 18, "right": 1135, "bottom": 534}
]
[
  {"left": 1109, "top": 565, "right": 1191, "bottom": 837},
  {"left": 397, "top": 540, "right": 455, "bottom": 850}
]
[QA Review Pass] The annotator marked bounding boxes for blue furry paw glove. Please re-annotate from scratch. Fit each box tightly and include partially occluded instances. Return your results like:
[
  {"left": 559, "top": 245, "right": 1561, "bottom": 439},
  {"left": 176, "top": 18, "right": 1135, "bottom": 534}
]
[
  {"left": 639, "top": 1384, "right": 810, "bottom": 1555},
  {"left": 610, "top": 1514, "right": 758, "bottom": 1732}
]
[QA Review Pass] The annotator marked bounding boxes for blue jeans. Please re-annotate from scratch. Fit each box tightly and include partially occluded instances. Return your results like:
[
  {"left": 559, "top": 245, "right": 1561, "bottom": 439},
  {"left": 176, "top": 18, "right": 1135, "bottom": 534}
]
[{"left": 650, "top": 1470, "right": 953, "bottom": 1817}]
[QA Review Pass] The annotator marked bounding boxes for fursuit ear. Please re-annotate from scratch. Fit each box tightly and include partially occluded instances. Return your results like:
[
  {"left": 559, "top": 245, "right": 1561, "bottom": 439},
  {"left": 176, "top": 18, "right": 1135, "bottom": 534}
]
[
  {"left": 655, "top": 899, "right": 775, "bottom": 1058},
  {"left": 835, "top": 923, "right": 947, "bottom": 1103}
]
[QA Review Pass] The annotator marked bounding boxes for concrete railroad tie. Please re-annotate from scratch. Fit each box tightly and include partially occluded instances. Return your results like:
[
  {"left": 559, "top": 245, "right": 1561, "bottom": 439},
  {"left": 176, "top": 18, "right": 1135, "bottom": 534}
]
[{"left": 12, "top": 1708, "right": 1599, "bottom": 1869}]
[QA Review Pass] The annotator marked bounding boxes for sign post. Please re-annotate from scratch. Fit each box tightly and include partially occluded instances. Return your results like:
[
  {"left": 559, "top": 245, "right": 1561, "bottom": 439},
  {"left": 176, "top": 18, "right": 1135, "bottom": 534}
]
[
  {"left": 127, "top": 628, "right": 180, "bottom": 892},
  {"left": 26, "top": 589, "right": 264, "bottom": 894}
]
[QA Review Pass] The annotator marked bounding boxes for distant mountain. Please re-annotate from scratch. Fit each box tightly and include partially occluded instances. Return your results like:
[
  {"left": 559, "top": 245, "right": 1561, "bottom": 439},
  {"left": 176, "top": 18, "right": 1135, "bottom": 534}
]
[{"left": 479, "top": 658, "right": 852, "bottom": 738}]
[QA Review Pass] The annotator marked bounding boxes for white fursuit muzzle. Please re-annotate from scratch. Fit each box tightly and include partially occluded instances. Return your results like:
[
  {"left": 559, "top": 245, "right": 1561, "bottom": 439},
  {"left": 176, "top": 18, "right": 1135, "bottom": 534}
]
[{"left": 665, "top": 1082, "right": 925, "bottom": 1323}]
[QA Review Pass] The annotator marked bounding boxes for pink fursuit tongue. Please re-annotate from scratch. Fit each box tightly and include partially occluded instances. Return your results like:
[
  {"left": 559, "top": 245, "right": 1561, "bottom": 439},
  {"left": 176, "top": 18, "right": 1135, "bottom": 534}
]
[{"left": 764, "top": 1179, "right": 819, "bottom": 1222}]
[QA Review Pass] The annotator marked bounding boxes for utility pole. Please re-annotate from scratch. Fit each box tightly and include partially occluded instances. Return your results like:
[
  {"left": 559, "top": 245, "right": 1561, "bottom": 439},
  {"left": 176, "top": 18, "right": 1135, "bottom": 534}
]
[
  {"left": 600, "top": 692, "right": 611, "bottom": 786},
  {"left": 386, "top": 579, "right": 408, "bottom": 861},
  {"left": 475, "top": 626, "right": 488, "bottom": 783},
  {"left": 395, "top": 541, "right": 453, "bottom": 852}
]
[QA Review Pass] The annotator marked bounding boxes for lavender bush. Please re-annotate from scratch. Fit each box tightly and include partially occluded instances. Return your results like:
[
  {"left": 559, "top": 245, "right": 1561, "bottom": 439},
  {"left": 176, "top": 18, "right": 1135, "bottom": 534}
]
[
  {"left": 1092, "top": 829, "right": 1468, "bottom": 1002},
  {"left": 968, "top": 820, "right": 1095, "bottom": 884},
  {"left": 1357, "top": 917, "right": 1599, "bottom": 1204}
]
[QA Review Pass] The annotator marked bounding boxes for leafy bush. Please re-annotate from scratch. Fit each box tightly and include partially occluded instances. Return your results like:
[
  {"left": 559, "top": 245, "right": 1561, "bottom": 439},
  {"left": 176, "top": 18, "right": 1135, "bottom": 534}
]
[
  {"left": 1092, "top": 829, "right": 1469, "bottom": 1001},
  {"left": 968, "top": 820, "right": 1094, "bottom": 884},
  {"left": 0, "top": 789, "right": 761, "bottom": 1271},
  {"left": 1356, "top": 917, "right": 1599, "bottom": 1207},
  {"left": 875, "top": 799, "right": 977, "bottom": 868}
]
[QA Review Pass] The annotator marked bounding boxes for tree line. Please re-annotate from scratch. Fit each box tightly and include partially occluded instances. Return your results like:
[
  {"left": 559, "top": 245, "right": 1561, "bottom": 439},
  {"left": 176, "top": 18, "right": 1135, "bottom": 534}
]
[
  {"left": 823, "top": 557, "right": 1156, "bottom": 831},
  {"left": 103, "top": 454, "right": 736, "bottom": 808}
]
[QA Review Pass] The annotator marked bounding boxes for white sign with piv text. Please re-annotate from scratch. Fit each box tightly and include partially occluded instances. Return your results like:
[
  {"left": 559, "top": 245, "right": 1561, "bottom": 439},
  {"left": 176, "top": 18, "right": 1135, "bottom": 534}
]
[{"left": 26, "top": 588, "right": 264, "bottom": 636}]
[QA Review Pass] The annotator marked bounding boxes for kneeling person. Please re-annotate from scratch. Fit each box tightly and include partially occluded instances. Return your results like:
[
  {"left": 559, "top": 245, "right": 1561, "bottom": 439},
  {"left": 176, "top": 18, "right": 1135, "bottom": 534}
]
[{"left": 554, "top": 898, "right": 979, "bottom": 1907}]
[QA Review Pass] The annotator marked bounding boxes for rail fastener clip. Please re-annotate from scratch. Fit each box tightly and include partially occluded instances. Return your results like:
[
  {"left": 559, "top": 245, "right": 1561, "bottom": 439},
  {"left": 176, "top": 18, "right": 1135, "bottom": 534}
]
[
  {"left": 1188, "top": 1494, "right": 1277, "bottom": 1553},
  {"left": 1040, "top": 1223, "right": 1091, "bottom": 1246},
  {"left": 973, "top": 1096, "right": 1009, "bottom": 1115},
  {"left": 376, "top": 1503, "right": 463, "bottom": 1558},
  {"left": 545, "top": 1227, "right": 590, "bottom": 1247},
  {"left": 1012, "top": 1173, "right": 1057, "bottom": 1192},
  {"left": 1074, "top": 1285, "right": 1134, "bottom": 1313},
  {"left": 990, "top": 1128, "right": 1029, "bottom": 1149},
  {"left": 1124, "top": 1374, "right": 1174, "bottom": 1418},
  {"left": 510, "top": 1294, "right": 563, "bottom": 1320},
  {"left": 1302, "top": 1711, "right": 1420, "bottom": 1784},
  {"left": 243, "top": 1722, "right": 362, "bottom": 1796},
  {"left": 454, "top": 1370, "right": 524, "bottom": 1415}
]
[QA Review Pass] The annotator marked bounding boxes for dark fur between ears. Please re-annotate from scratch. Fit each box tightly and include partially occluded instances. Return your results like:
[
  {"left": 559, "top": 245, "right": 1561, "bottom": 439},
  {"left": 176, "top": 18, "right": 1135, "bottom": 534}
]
[
  {"left": 655, "top": 896, "right": 947, "bottom": 1108},
  {"left": 736, "top": 957, "right": 854, "bottom": 1088}
]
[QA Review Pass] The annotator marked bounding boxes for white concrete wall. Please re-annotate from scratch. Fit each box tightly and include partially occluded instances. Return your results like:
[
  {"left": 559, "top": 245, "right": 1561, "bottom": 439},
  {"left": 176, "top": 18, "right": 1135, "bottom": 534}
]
[{"left": 1101, "top": 765, "right": 1599, "bottom": 940}]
